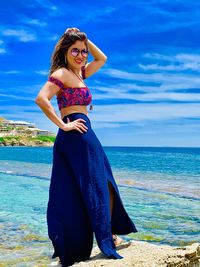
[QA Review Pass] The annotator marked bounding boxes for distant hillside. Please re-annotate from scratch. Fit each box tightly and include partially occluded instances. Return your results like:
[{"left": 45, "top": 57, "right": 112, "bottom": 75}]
[{"left": 0, "top": 117, "right": 55, "bottom": 146}]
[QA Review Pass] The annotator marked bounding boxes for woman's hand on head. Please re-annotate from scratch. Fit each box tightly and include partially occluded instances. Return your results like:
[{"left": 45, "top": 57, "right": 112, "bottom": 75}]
[
  {"left": 65, "top": 27, "right": 80, "bottom": 33},
  {"left": 61, "top": 118, "right": 88, "bottom": 133}
]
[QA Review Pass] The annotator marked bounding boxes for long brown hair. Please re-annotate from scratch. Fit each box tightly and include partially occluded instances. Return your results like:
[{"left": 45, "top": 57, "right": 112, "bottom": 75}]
[{"left": 49, "top": 31, "right": 88, "bottom": 76}]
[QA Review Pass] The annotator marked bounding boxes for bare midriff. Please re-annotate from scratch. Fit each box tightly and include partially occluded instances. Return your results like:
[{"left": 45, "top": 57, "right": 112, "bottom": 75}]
[{"left": 60, "top": 105, "right": 88, "bottom": 120}]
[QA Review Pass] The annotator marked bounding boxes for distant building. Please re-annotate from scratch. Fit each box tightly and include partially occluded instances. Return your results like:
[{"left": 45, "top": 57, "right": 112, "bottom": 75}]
[
  {"left": 0, "top": 117, "right": 54, "bottom": 137},
  {"left": 0, "top": 119, "right": 35, "bottom": 127},
  {"left": 37, "top": 130, "right": 54, "bottom": 136}
]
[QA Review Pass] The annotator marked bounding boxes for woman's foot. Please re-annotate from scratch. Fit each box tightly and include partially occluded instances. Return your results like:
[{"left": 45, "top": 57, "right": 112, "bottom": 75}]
[
  {"left": 112, "top": 234, "right": 125, "bottom": 246},
  {"left": 58, "top": 258, "right": 62, "bottom": 266},
  {"left": 49, "top": 259, "right": 61, "bottom": 266}
]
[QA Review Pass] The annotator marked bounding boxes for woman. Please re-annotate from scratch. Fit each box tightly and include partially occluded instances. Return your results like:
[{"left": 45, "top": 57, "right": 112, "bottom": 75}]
[{"left": 35, "top": 27, "right": 138, "bottom": 267}]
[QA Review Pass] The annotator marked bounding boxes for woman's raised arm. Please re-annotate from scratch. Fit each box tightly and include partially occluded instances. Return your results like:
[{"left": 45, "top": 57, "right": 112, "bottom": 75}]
[{"left": 84, "top": 39, "right": 107, "bottom": 78}]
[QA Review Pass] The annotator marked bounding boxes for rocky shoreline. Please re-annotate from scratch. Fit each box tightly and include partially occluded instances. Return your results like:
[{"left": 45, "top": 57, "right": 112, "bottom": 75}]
[
  {"left": 0, "top": 117, "right": 55, "bottom": 146},
  {"left": 70, "top": 241, "right": 200, "bottom": 267},
  {"left": 0, "top": 135, "right": 54, "bottom": 147}
]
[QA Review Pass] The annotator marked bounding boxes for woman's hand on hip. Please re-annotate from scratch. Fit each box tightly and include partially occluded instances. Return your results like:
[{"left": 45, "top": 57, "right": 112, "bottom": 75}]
[{"left": 61, "top": 118, "right": 88, "bottom": 133}]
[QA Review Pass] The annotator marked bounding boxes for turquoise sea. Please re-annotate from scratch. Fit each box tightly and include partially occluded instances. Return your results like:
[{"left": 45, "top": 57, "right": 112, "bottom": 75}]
[{"left": 0, "top": 146, "right": 199, "bottom": 266}]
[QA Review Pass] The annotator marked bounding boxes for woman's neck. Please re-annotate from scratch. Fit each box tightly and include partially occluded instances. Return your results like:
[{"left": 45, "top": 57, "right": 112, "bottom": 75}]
[{"left": 67, "top": 65, "right": 80, "bottom": 75}]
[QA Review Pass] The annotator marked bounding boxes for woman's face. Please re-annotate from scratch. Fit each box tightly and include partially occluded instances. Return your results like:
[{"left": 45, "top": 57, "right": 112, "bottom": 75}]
[{"left": 66, "top": 40, "right": 88, "bottom": 70}]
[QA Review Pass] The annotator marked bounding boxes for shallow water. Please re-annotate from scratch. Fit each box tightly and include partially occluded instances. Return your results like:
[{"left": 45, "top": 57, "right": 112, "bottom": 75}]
[{"left": 0, "top": 146, "right": 199, "bottom": 266}]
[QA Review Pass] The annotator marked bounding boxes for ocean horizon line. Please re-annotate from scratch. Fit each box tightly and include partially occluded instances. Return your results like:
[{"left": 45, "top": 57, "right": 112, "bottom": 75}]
[{"left": 1, "top": 145, "right": 200, "bottom": 149}]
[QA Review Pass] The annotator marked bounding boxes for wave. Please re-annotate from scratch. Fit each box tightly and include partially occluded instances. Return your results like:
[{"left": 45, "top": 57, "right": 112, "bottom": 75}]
[
  {"left": 0, "top": 170, "right": 50, "bottom": 181},
  {"left": 1, "top": 170, "right": 199, "bottom": 202}
]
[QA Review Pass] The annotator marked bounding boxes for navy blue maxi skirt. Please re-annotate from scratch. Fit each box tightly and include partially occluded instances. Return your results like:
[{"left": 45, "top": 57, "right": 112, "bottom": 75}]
[{"left": 47, "top": 112, "right": 138, "bottom": 266}]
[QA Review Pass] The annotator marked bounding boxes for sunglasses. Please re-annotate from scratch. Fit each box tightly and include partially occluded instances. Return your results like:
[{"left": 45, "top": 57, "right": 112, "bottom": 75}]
[{"left": 70, "top": 48, "right": 89, "bottom": 58}]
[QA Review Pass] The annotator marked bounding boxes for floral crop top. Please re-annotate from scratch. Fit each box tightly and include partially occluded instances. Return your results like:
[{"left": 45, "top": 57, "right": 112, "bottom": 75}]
[{"left": 48, "top": 66, "right": 92, "bottom": 110}]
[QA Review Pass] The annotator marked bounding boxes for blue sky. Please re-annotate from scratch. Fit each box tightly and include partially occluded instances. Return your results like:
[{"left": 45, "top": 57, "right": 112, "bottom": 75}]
[{"left": 0, "top": 0, "right": 200, "bottom": 147}]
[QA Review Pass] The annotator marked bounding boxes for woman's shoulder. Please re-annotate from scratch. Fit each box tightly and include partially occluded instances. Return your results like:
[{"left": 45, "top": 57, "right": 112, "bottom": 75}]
[{"left": 50, "top": 67, "right": 70, "bottom": 82}]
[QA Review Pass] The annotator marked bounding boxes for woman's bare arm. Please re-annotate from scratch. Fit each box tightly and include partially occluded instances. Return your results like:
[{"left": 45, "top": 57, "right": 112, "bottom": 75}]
[
  {"left": 35, "top": 80, "right": 66, "bottom": 130},
  {"left": 35, "top": 69, "right": 88, "bottom": 133},
  {"left": 84, "top": 39, "right": 107, "bottom": 78}
]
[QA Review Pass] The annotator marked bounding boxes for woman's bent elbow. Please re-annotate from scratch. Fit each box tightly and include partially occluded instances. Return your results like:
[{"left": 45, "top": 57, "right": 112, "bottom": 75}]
[
  {"left": 35, "top": 97, "right": 40, "bottom": 105},
  {"left": 35, "top": 96, "right": 44, "bottom": 106}
]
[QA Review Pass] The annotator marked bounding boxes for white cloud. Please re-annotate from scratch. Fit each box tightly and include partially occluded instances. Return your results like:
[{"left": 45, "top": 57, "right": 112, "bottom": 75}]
[
  {"left": 89, "top": 103, "right": 200, "bottom": 124},
  {"left": 93, "top": 62, "right": 200, "bottom": 103},
  {"left": 78, "top": 6, "right": 117, "bottom": 24},
  {"left": 35, "top": 70, "right": 49, "bottom": 76},
  {"left": 2, "top": 29, "right": 36, "bottom": 42},
  {"left": 0, "top": 48, "right": 6, "bottom": 54},
  {"left": 3, "top": 70, "right": 21, "bottom": 74},
  {"left": 0, "top": 94, "right": 34, "bottom": 101},
  {"left": 138, "top": 63, "right": 186, "bottom": 71},
  {"left": 1, "top": 101, "right": 199, "bottom": 147},
  {"left": 0, "top": 93, "right": 57, "bottom": 104},
  {"left": 24, "top": 19, "right": 47, "bottom": 27},
  {"left": 143, "top": 53, "right": 177, "bottom": 62},
  {"left": 104, "top": 7, "right": 117, "bottom": 14},
  {"left": 47, "top": 35, "right": 59, "bottom": 41},
  {"left": 1, "top": 102, "right": 199, "bottom": 134},
  {"left": 102, "top": 67, "right": 200, "bottom": 93},
  {"left": 92, "top": 90, "right": 200, "bottom": 102},
  {"left": 141, "top": 53, "right": 200, "bottom": 71},
  {"left": 0, "top": 40, "right": 6, "bottom": 54},
  {"left": 130, "top": 92, "right": 200, "bottom": 101},
  {"left": 176, "top": 53, "right": 200, "bottom": 63},
  {"left": 1, "top": 101, "right": 198, "bottom": 126},
  {"left": 34, "top": 0, "right": 58, "bottom": 10}
]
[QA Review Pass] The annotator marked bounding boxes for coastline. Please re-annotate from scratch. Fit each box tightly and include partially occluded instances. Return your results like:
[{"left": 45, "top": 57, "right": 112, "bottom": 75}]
[
  {"left": 72, "top": 241, "right": 200, "bottom": 267},
  {"left": 64, "top": 241, "right": 200, "bottom": 267},
  {"left": 1, "top": 236, "right": 199, "bottom": 266},
  {"left": 0, "top": 136, "right": 54, "bottom": 147},
  {"left": 0, "top": 117, "right": 55, "bottom": 147}
]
